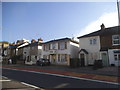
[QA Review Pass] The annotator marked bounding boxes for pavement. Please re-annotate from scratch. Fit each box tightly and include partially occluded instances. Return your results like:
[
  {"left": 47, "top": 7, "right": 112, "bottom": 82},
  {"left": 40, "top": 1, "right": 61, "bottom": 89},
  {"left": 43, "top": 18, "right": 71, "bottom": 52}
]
[{"left": 1, "top": 64, "right": 120, "bottom": 89}]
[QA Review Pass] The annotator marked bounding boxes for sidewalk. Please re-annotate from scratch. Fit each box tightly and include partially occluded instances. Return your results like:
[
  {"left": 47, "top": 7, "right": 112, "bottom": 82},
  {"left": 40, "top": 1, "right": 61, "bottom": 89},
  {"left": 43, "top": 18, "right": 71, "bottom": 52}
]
[{"left": 2, "top": 64, "right": 120, "bottom": 84}]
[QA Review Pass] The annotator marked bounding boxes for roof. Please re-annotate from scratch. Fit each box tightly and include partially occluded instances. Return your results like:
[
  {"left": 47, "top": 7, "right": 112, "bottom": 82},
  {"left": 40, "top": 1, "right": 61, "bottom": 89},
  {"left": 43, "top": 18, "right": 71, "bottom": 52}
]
[
  {"left": 77, "top": 26, "right": 120, "bottom": 39},
  {"left": 44, "top": 38, "right": 79, "bottom": 44},
  {"left": 18, "top": 42, "right": 43, "bottom": 49},
  {"left": 9, "top": 45, "right": 17, "bottom": 49}
]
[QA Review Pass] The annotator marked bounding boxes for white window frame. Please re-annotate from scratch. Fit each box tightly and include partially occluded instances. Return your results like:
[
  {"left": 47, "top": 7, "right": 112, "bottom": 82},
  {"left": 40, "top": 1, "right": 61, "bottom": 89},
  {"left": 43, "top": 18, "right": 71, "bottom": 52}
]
[
  {"left": 114, "top": 52, "right": 120, "bottom": 61},
  {"left": 112, "top": 35, "right": 120, "bottom": 46},
  {"left": 89, "top": 38, "right": 97, "bottom": 45}
]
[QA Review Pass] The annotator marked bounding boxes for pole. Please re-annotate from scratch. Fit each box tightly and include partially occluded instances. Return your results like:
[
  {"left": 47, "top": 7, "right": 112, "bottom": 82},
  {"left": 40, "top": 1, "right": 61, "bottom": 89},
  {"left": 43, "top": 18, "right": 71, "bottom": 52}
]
[{"left": 117, "top": 0, "right": 120, "bottom": 25}]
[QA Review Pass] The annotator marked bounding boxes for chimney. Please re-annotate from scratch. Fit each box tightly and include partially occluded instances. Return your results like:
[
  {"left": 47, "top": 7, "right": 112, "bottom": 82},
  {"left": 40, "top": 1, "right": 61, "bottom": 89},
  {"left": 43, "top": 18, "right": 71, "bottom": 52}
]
[
  {"left": 31, "top": 39, "right": 36, "bottom": 43},
  {"left": 100, "top": 23, "right": 105, "bottom": 30},
  {"left": 38, "top": 38, "right": 43, "bottom": 43}
]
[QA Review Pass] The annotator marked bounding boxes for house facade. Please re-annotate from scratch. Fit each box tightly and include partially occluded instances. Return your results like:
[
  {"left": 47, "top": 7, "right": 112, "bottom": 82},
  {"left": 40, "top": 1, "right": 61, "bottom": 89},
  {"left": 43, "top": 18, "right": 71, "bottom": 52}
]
[
  {"left": 78, "top": 24, "right": 120, "bottom": 66},
  {"left": 42, "top": 38, "right": 79, "bottom": 66},
  {"left": 25, "top": 38, "right": 43, "bottom": 65}
]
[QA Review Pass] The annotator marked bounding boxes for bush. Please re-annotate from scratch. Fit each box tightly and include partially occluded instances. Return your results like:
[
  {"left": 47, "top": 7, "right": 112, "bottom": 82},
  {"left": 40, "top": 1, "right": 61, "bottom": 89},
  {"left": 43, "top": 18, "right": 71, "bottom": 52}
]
[
  {"left": 70, "top": 58, "right": 80, "bottom": 68},
  {"left": 93, "top": 60, "right": 103, "bottom": 70}
]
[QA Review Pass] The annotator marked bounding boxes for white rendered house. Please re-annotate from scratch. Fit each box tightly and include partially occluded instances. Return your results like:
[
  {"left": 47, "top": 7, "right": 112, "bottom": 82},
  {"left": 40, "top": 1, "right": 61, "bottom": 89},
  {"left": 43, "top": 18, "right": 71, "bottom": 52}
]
[{"left": 42, "top": 38, "right": 79, "bottom": 66}]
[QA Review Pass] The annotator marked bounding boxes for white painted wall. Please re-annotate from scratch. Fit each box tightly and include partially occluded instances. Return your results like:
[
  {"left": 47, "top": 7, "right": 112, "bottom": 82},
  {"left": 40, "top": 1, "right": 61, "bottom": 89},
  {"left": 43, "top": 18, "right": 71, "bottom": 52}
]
[
  {"left": 42, "top": 40, "right": 79, "bottom": 65},
  {"left": 79, "top": 36, "right": 101, "bottom": 65},
  {"left": 108, "top": 49, "right": 120, "bottom": 66}
]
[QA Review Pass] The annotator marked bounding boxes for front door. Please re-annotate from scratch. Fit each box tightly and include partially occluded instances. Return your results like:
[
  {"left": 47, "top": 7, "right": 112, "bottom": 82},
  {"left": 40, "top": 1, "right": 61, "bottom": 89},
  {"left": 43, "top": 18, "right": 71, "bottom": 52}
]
[
  {"left": 51, "top": 55, "right": 56, "bottom": 64},
  {"left": 102, "top": 53, "right": 109, "bottom": 66},
  {"left": 80, "top": 54, "right": 85, "bottom": 67}
]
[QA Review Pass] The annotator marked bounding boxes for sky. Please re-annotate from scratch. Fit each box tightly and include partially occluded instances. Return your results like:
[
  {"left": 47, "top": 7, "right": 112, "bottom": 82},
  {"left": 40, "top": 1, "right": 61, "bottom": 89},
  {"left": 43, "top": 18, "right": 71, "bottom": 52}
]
[{"left": 2, "top": 1, "right": 119, "bottom": 43}]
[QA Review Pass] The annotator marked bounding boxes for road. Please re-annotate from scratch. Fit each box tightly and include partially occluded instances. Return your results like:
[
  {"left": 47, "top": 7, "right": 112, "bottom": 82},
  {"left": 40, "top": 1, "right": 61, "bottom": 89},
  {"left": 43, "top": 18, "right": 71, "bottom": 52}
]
[{"left": 2, "top": 68, "right": 119, "bottom": 88}]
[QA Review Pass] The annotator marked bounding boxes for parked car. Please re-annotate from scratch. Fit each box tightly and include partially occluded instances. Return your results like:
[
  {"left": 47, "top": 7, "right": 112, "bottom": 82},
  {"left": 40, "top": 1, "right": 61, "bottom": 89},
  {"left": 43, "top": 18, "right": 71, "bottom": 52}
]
[{"left": 36, "top": 58, "right": 50, "bottom": 66}]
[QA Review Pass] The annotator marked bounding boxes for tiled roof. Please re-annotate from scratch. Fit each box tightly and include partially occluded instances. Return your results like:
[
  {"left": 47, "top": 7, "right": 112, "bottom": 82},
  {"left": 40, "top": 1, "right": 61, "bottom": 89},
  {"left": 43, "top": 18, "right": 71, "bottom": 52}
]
[{"left": 77, "top": 26, "right": 120, "bottom": 39}]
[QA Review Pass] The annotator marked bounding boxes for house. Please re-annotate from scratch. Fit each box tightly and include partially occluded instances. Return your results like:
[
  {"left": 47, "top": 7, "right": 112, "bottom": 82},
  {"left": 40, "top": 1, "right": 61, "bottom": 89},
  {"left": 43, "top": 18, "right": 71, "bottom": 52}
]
[
  {"left": 42, "top": 38, "right": 79, "bottom": 66},
  {"left": 25, "top": 38, "right": 43, "bottom": 65},
  {"left": 7, "top": 43, "right": 17, "bottom": 59},
  {"left": 77, "top": 24, "right": 120, "bottom": 66},
  {"left": 17, "top": 42, "right": 30, "bottom": 60}
]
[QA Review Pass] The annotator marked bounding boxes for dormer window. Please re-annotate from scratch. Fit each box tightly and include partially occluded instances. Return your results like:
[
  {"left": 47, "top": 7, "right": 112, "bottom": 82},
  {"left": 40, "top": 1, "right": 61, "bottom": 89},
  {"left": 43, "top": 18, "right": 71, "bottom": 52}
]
[{"left": 112, "top": 35, "right": 120, "bottom": 45}]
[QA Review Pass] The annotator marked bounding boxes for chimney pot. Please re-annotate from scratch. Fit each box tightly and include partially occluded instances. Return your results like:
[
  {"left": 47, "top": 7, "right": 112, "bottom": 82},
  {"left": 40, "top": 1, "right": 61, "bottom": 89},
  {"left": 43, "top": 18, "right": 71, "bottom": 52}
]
[{"left": 101, "top": 23, "right": 105, "bottom": 30}]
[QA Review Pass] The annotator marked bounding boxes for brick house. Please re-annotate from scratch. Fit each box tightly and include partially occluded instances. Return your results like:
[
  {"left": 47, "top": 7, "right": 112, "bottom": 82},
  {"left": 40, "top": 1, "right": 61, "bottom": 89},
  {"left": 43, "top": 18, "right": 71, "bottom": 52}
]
[
  {"left": 77, "top": 24, "right": 120, "bottom": 66},
  {"left": 42, "top": 38, "right": 79, "bottom": 66}
]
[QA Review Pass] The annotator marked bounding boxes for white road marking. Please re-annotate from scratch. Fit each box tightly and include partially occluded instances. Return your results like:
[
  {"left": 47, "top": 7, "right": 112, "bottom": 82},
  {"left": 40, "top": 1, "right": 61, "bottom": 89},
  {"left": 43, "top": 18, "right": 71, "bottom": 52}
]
[
  {"left": 54, "top": 83, "right": 69, "bottom": 88},
  {"left": 3, "top": 67, "right": 119, "bottom": 85},
  {"left": 0, "top": 80, "right": 11, "bottom": 82},
  {"left": 21, "top": 82, "right": 44, "bottom": 90}
]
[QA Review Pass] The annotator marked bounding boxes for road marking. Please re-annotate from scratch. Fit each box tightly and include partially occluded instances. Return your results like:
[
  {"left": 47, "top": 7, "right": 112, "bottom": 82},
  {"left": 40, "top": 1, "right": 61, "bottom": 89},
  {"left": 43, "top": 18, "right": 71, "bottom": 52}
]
[
  {"left": 0, "top": 80, "right": 11, "bottom": 82},
  {"left": 21, "top": 82, "right": 44, "bottom": 90},
  {"left": 54, "top": 83, "right": 69, "bottom": 88},
  {"left": 3, "top": 67, "right": 119, "bottom": 85},
  {"left": 2, "top": 76, "right": 8, "bottom": 79}
]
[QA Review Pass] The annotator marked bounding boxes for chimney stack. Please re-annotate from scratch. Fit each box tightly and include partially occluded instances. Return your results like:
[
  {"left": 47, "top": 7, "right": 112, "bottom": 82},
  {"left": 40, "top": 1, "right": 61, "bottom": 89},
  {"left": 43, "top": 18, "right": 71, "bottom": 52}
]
[
  {"left": 38, "top": 38, "right": 43, "bottom": 43},
  {"left": 31, "top": 39, "right": 36, "bottom": 43},
  {"left": 100, "top": 23, "right": 105, "bottom": 30}
]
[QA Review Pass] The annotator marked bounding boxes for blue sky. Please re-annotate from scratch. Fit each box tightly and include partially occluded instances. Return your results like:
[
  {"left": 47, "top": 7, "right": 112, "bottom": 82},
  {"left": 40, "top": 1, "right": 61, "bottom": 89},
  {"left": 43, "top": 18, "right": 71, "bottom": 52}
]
[{"left": 2, "top": 2, "right": 118, "bottom": 43}]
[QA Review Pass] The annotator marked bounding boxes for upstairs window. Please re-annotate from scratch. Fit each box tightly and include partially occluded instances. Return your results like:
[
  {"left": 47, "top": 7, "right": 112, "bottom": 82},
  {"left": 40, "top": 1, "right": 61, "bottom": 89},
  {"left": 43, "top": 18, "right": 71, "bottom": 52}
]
[
  {"left": 90, "top": 38, "right": 97, "bottom": 45},
  {"left": 50, "top": 43, "right": 56, "bottom": 49},
  {"left": 112, "top": 35, "right": 120, "bottom": 45},
  {"left": 59, "top": 42, "right": 67, "bottom": 50}
]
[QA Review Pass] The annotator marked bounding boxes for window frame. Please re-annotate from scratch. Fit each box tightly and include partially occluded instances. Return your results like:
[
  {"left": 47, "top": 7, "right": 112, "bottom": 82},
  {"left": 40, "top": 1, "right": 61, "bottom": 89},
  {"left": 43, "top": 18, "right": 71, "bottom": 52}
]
[
  {"left": 114, "top": 51, "right": 120, "bottom": 61},
  {"left": 112, "top": 35, "right": 120, "bottom": 46}
]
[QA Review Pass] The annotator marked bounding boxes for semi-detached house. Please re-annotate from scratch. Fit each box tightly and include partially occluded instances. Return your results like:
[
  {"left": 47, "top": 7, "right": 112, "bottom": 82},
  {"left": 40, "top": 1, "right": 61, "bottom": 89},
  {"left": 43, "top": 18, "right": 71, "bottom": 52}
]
[
  {"left": 42, "top": 38, "right": 79, "bottom": 66},
  {"left": 77, "top": 24, "right": 120, "bottom": 66}
]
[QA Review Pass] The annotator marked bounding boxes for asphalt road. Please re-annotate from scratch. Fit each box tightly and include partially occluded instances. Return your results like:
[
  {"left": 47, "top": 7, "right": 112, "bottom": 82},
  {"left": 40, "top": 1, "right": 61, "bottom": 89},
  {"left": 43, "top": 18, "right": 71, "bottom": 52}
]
[{"left": 2, "top": 68, "right": 119, "bottom": 89}]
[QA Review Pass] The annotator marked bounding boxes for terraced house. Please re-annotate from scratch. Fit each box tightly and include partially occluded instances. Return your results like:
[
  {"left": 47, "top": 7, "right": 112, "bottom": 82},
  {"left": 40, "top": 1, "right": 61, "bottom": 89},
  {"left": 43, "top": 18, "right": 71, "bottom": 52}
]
[
  {"left": 78, "top": 24, "right": 120, "bottom": 66},
  {"left": 42, "top": 38, "right": 79, "bottom": 66},
  {"left": 24, "top": 38, "right": 43, "bottom": 65}
]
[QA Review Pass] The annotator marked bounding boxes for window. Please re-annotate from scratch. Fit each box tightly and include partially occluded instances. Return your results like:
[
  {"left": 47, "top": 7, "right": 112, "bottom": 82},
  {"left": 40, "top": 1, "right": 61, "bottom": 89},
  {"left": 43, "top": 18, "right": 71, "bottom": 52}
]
[
  {"left": 61, "top": 54, "right": 67, "bottom": 62},
  {"left": 50, "top": 43, "right": 56, "bottom": 49},
  {"left": 90, "top": 39, "right": 92, "bottom": 45},
  {"left": 90, "top": 38, "right": 97, "bottom": 45},
  {"left": 114, "top": 51, "right": 120, "bottom": 61},
  {"left": 59, "top": 42, "right": 67, "bottom": 50},
  {"left": 112, "top": 35, "right": 120, "bottom": 45},
  {"left": 93, "top": 39, "right": 97, "bottom": 44},
  {"left": 58, "top": 54, "right": 60, "bottom": 62}
]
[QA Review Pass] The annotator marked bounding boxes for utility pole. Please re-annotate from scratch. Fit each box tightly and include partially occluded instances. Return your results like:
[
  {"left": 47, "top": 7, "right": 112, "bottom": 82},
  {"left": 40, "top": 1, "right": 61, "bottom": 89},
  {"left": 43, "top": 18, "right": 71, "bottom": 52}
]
[{"left": 117, "top": 0, "right": 120, "bottom": 25}]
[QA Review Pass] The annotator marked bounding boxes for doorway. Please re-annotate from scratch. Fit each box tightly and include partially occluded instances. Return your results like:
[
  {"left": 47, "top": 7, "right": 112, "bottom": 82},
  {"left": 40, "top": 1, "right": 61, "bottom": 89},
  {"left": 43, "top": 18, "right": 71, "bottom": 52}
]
[
  {"left": 51, "top": 54, "right": 56, "bottom": 64},
  {"left": 102, "top": 53, "right": 109, "bottom": 66},
  {"left": 80, "top": 54, "right": 85, "bottom": 66}
]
